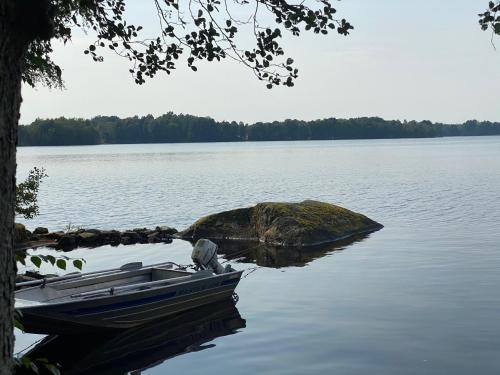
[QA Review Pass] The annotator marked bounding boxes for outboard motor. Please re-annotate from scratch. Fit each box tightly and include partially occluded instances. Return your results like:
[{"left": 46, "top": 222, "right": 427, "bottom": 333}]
[{"left": 191, "top": 239, "right": 233, "bottom": 274}]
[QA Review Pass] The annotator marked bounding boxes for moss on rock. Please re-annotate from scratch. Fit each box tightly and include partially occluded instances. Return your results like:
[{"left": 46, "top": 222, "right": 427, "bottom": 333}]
[{"left": 178, "top": 200, "right": 383, "bottom": 247}]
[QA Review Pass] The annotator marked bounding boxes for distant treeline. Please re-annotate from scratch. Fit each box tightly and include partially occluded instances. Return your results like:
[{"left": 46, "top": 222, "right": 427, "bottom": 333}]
[{"left": 18, "top": 113, "right": 500, "bottom": 146}]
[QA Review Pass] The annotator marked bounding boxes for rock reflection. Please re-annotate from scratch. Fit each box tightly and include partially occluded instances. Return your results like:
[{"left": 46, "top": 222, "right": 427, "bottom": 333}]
[
  {"left": 20, "top": 301, "right": 245, "bottom": 375},
  {"left": 214, "top": 234, "right": 371, "bottom": 268}
]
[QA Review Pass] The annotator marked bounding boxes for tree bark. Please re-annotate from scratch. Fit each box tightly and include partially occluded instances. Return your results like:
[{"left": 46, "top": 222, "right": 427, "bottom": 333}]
[{"left": 0, "top": 2, "right": 29, "bottom": 373}]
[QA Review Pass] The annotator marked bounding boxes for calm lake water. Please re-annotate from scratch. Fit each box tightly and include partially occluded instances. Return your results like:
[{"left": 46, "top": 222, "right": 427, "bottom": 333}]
[{"left": 15, "top": 137, "right": 500, "bottom": 374}]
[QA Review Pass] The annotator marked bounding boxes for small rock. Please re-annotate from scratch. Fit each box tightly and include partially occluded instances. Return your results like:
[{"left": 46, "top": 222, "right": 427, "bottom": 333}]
[
  {"left": 78, "top": 231, "right": 101, "bottom": 246},
  {"left": 120, "top": 236, "right": 134, "bottom": 245},
  {"left": 100, "top": 230, "right": 121, "bottom": 245},
  {"left": 33, "top": 227, "right": 49, "bottom": 235},
  {"left": 123, "top": 231, "right": 140, "bottom": 240},
  {"left": 155, "top": 226, "right": 178, "bottom": 235},
  {"left": 14, "top": 223, "right": 30, "bottom": 243},
  {"left": 57, "top": 234, "right": 79, "bottom": 251},
  {"left": 84, "top": 228, "right": 102, "bottom": 235},
  {"left": 121, "top": 231, "right": 141, "bottom": 245},
  {"left": 147, "top": 232, "right": 160, "bottom": 243},
  {"left": 42, "top": 231, "right": 64, "bottom": 241}
]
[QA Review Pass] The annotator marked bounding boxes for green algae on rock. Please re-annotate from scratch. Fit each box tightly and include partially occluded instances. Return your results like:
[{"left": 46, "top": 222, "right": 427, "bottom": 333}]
[{"left": 178, "top": 200, "right": 383, "bottom": 247}]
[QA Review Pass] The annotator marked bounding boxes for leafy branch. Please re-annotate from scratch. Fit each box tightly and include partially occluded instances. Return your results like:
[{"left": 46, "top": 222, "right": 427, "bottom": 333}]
[
  {"left": 16, "top": 167, "right": 47, "bottom": 220},
  {"left": 16, "top": 253, "right": 85, "bottom": 271},
  {"left": 479, "top": 1, "right": 500, "bottom": 45},
  {"left": 24, "top": 0, "right": 353, "bottom": 89}
]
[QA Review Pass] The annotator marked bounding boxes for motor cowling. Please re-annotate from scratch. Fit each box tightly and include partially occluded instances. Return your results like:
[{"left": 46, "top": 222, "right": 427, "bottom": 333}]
[{"left": 191, "top": 239, "right": 232, "bottom": 274}]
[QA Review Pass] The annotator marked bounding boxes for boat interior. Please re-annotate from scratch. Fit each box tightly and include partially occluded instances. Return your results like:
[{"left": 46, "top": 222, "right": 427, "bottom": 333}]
[{"left": 16, "top": 265, "right": 214, "bottom": 304}]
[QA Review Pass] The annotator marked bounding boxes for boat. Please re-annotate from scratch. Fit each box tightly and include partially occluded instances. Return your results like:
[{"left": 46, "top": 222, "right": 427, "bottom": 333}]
[
  {"left": 15, "top": 239, "right": 243, "bottom": 334},
  {"left": 17, "top": 300, "right": 245, "bottom": 375}
]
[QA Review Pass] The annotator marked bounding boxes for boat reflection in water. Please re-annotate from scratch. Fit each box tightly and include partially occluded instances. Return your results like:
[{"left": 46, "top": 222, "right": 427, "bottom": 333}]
[
  {"left": 215, "top": 234, "right": 371, "bottom": 268},
  {"left": 21, "top": 301, "right": 245, "bottom": 375}
]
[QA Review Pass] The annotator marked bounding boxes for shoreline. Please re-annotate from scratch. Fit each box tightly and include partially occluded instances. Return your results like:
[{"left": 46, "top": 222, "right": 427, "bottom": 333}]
[{"left": 16, "top": 133, "right": 500, "bottom": 148}]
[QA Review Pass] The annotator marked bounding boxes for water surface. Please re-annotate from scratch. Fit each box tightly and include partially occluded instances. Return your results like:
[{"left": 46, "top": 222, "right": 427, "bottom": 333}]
[{"left": 16, "top": 137, "right": 500, "bottom": 374}]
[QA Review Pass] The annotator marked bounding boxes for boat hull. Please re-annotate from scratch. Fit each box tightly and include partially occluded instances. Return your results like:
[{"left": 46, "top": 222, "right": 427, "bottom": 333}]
[{"left": 18, "top": 271, "right": 242, "bottom": 334}]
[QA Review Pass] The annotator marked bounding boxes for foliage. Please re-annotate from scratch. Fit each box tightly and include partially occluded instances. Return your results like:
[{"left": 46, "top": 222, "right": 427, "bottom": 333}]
[
  {"left": 14, "top": 252, "right": 84, "bottom": 375},
  {"left": 16, "top": 253, "right": 85, "bottom": 271},
  {"left": 15, "top": 251, "right": 84, "bottom": 374},
  {"left": 24, "top": 0, "right": 352, "bottom": 89},
  {"left": 14, "top": 355, "right": 61, "bottom": 375},
  {"left": 479, "top": 1, "right": 500, "bottom": 38},
  {"left": 15, "top": 168, "right": 48, "bottom": 220},
  {"left": 17, "top": 115, "right": 500, "bottom": 146}
]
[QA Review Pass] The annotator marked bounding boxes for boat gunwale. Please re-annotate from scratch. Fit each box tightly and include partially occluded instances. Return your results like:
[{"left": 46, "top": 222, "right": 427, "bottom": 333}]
[{"left": 15, "top": 261, "right": 190, "bottom": 297}]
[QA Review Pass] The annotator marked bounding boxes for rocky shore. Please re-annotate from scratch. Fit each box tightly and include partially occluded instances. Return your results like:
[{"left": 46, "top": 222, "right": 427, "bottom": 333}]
[
  {"left": 15, "top": 223, "right": 178, "bottom": 252},
  {"left": 14, "top": 200, "right": 383, "bottom": 282},
  {"left": 15, "top": 200, "right": 383, "bottom": 251}
]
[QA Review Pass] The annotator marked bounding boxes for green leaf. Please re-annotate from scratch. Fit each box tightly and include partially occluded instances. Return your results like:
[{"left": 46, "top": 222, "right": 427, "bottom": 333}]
[
  {"left": 14, "top": 318, "right": 25, "bottom": 331},
  {"left": 16, "top": 254, "right": 26, "bottom": 266},
  {"left": 44, "top": 363, "right": 61, "bottom": 375},
  {"left": 30, "top": 256, "right": 42, "bottom": 268},
  {"left": 21, "top": 356, "right": 31, "bottom": 368},
  {"left": 56, "top": 259, "right": 66, "bottom": 270},
  {"left": 73, "top": 259, "right": 83, "bottom": 270},
  {"left": 46, "top": 255, "right": 56, "bottom": 266}
]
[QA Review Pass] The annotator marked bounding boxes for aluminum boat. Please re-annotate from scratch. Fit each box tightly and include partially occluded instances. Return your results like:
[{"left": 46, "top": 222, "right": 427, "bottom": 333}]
[{"left": 15, "top": 239, "right": 243, "bottom": 334}]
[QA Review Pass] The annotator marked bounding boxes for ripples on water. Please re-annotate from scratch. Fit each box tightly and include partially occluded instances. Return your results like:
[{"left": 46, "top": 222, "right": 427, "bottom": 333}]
[{"left": 15, "top": 137, "right": 500, "bottom": 374}]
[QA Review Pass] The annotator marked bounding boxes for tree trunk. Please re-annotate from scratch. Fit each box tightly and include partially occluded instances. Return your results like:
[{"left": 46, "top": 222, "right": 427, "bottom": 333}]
[{"left": 0, "top": 3, "right": 29, "bottom": 374}]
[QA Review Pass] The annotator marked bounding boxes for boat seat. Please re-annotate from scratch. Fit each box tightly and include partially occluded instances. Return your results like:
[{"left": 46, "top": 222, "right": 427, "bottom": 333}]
[{"left": 73, "top": 269, "right": 215, "bottom": 299}]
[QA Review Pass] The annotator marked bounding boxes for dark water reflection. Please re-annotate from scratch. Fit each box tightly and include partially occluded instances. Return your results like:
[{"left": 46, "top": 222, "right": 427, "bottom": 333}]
[
  {"left": 214, "top": 235, "right": 371, "bottom": 268},
  {"left": 19, "top": 301, "right": 245, "bottom": 375}
]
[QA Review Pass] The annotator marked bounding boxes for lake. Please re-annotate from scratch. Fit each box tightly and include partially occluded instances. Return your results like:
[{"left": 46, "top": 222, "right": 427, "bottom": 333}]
[{"left": 15, "top": 137, "right": 500, "bottom": 374}]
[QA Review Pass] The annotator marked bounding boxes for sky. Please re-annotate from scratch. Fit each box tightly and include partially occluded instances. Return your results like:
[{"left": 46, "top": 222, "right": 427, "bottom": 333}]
[{"left": 20, "top": 0, "right": 500, "bottom": 125}]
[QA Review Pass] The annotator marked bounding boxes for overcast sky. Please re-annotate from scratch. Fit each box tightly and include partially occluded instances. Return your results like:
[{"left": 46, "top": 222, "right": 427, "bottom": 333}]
[{"left": 20, "top": 0, "right": 500, "bottom": 125}]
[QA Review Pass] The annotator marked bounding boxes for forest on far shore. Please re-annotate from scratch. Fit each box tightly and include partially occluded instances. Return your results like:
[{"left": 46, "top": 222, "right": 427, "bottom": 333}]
[{"left": 18, "top": 113, "right": 500, "bottom": 146}]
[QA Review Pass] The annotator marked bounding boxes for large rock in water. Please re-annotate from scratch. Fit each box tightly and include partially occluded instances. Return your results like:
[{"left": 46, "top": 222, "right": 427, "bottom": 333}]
[{"left": 178, "top": 200, "right": 383, "bottom": 247}]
